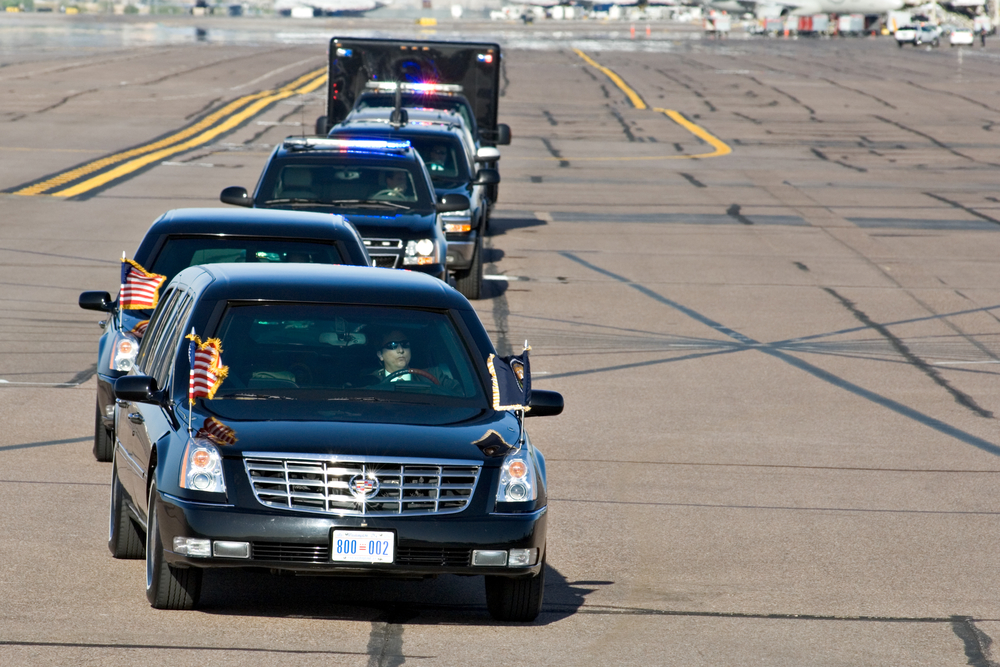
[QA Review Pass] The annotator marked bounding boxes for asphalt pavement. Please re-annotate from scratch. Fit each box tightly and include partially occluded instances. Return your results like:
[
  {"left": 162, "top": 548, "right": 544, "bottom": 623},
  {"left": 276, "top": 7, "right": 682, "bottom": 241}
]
[{"left": 2, "top": 13, "right": 1000, "bottom": 666}]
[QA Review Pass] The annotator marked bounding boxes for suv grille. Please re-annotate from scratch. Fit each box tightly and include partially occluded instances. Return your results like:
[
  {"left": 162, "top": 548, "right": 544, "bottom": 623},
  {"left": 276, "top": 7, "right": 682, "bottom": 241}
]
[
  {"left": 244, "top": 454, "right": 481, "bottom": 517},
  {"left": 364, "top": 238, "right": 402, "bottom": 269}
]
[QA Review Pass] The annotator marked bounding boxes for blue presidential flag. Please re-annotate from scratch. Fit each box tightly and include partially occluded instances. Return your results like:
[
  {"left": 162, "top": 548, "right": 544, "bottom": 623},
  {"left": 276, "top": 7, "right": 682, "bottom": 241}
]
[{"left": 487, "top": 345, "right": 531, "bottom": 412}]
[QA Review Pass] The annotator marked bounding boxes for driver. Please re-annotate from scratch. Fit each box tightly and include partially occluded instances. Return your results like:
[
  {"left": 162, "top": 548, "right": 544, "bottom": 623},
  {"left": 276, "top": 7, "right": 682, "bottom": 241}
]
[
  {"left": 373, "top": 170, "right": 410, "bottom": 200},
  {"left": 372, "top": 329, "right": 459, "bottom": 390}
]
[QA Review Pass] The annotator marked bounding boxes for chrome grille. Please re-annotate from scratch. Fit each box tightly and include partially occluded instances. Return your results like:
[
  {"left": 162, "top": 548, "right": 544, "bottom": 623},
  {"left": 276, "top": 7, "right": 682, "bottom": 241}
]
[
  {"left": 364, "top": 238, "right": 402, "bottom": 269},
  {"left": 370, "top": 254, "right": 399, "bottom": 268},
  {"left": 244, "top": 454, "right": 481, "bottom": 517}
]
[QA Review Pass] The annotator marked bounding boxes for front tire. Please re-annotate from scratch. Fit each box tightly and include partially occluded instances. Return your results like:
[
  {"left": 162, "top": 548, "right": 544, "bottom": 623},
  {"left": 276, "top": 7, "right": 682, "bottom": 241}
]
[
  {"left": 108, "top": 456, "right": 144, "bottom": 559},
  {"left": 93, "top": 399, "right": 113, "bottom": 462},
  {"left": 453, "top": 234, "right": 483, "bottom": 300},
  {"left": 485, "top": 559, "right": 545, "bottom": 622},
  {"left": 146, "top": 481, "right": 201, "bottom": 609}
]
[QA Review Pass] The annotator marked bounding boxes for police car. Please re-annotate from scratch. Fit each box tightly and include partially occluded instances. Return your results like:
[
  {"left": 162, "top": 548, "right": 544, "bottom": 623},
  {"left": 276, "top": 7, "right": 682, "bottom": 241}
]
[
  {"left": 78, "top": 207, "right": 370, "bottom": 462},
  {"left": 329, "top": 108, "right": 499, "bottom": 300},
  {"left": 221, "top": 138, "right": 469, "bottom": 281}
]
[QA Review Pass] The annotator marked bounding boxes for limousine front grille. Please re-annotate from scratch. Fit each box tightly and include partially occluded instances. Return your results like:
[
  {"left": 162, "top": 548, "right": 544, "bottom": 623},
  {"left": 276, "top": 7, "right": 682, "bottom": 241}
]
[{"left": 244, "top": 454, "right": 481, "bottom": 517}]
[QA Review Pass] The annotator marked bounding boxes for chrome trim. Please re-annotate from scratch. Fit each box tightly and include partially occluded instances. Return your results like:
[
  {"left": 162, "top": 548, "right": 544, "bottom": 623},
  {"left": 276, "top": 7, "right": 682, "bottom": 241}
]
[
  {"left": 489, "top": 506, "right": 548, "bottom": 518},
  {"left": 115, "top": 439, "right": 145, "bottom": 479},
  {"left": 244, "top": 453, "right": 482, "bottom": 517},
  {"left": 161, "top": 491, "right": 235, "bottom": 508}
]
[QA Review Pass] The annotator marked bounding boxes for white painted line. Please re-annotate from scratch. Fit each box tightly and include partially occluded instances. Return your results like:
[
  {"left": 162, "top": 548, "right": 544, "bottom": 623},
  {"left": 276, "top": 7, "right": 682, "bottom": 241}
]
[
  {"left": 931, "top": 360, "right": 1000, "bottom": 366},
  {"left": 483, "top": 274, "right": 527, "bottom": 281}
]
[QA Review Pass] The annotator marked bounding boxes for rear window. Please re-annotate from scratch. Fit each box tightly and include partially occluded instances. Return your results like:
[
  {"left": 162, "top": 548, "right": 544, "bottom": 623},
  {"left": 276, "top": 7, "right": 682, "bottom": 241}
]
[{"left": 149, "top": 237, "right": 343, "bottom": 285}]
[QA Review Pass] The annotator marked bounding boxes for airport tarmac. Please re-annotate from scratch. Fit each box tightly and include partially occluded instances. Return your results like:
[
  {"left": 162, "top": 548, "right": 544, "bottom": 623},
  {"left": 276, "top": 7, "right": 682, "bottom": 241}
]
[{"left": 2, "top": 14, "right": 1000, "bottom": 666}]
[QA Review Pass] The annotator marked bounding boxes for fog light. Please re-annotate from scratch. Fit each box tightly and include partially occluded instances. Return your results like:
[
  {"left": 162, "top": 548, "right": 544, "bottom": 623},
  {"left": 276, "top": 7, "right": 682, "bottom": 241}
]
[
  {"left": 173, "top": 537, "right": 211, "bottom": 557},
  {"left": 472, "top": 550, "right": 508, "bottom": 566},
  {"left": 213, "top": 541, "right": 250, "bottom": 559},
  {"left": 445, "top": 222, "right": 472, "bottom": 233},
  {"left": 508, "top": 548, "right": 538, "bottom": 567}
]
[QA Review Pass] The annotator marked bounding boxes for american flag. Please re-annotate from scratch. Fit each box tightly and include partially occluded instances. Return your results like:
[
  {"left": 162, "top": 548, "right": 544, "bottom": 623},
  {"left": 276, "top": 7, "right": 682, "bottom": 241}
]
[
  {"left": 196, "top": 416, "right": 238, "bottom": 445},
  {"left": 186, "top": 333, "right": 228, "bottom": 404},
  {"left": 119, "top": 257, "right": 166, "bottom": 310},
  {"left": 130, "top": 320, "right": 149, "bottom": 338}
]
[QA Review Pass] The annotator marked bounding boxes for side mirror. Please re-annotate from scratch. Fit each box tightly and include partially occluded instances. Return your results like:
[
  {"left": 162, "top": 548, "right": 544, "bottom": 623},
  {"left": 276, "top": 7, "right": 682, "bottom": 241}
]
[
  {"left": 315, "top": 115, "right": 328, "bottom": 136},
  {"left": 473, "top": 169, "right": 500, "bottom": 186},
  {"left": 526, "top": 389, "right": 563, "bottom": 418},
  {"left": 496, "top": 123, "right": 511, "bottom": 146},
  {"left": 114, "top": 375, "right": 164, "bottom": 405},
  {"left": 79, "top": 291, "right": 114, "bottom": 313},
  {"left": 475, "top": 147, "right": 501, "bottom": 163},
  {"left": 220, "top": 186, "right": 252, "bottom": 207},
  {"left": 437, "top": 193, "right": 471, "bottom": 213}
]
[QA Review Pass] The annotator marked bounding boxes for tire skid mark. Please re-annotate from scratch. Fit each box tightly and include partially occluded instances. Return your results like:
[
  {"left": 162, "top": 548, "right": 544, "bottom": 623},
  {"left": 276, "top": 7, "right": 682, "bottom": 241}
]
[
  {"left": 821, "top": 78, "right": 897, "bottom": 109},
  {"left": 873, "top": 115, "right": 999, "bottom": 166},
  {"left": 924, "top": 192, "right": 1000, "bottom": 226},
  {"left": 560, "top": 252, "right": 1000, "bottom": 456},
  {"left": 824, "top": 287, "right": 993, "bottom": 419}
]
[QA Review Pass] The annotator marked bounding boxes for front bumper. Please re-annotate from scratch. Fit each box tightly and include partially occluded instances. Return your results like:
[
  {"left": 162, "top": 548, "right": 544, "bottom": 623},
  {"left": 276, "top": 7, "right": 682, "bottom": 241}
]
[
  {"left": 445, "top": 232, "right": 477, "bottom": 271},
  {"left": 156, "top": 491, "right": 546, "bottom": 578}
]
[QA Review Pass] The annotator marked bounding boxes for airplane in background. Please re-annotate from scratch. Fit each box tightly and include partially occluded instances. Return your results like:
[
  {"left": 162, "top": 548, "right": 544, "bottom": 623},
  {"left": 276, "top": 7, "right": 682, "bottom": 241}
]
[
  {"left": 708, "top": 0, "right": 904, "bottom": 17},
  {"left": 273, "top": 0, "right": 389, "bottom": 17}
]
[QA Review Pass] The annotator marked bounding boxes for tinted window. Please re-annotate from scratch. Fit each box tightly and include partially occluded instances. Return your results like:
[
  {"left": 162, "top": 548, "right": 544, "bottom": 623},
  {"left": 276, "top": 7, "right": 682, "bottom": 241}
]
[
  {"left": 149, "top": 293, "right": 194, "bottom": 389},
  {"left": 265, "top": 164, "right": 421, "bottom": 204},
  {"left": 407, "top": 138, "right": 469, "bottom": 181},
  {"left": 149, "top": 237, "right": 344, "bottom": 284},
  {"left": 210, "top": 303, "right": 485, "bottom": 405},
  {"left": 136, "top": 287, "right": 179, "bottom": 373}
]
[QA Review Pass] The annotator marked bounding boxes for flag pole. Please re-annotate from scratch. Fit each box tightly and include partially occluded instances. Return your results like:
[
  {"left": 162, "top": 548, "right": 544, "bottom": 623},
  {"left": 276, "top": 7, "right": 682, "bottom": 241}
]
[
  {"left": 187, "top": 327, "right": 196, "bottom": 437},
  {"left": 119, "top": 251, "right": 126, "bottom": 330}
]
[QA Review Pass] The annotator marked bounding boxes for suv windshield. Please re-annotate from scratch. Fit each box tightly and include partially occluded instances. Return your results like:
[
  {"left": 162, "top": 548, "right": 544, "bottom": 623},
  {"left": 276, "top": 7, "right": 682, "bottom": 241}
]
[
  {"left": 258, "top": 160, "right": 433, "bottom": 209},
  {"left": 210, "top": 303, "right": 485, "bottom": 405}
]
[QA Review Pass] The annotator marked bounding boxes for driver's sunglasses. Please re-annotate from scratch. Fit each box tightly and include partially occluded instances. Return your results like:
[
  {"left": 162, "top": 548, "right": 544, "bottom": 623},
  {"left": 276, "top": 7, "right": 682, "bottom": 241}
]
[{"left": 383, "top": 340, "right": 411, "bottom": 350}]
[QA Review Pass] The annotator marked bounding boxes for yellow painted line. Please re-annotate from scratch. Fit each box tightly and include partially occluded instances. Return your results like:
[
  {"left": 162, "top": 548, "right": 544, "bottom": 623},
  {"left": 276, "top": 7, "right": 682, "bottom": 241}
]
[
  {"left": 655, "top": 108, "right": 732, "bottom": 158},
  {"left": 15, "top": 67, "right": 326, "bottom": 197},
  {"left": 573, "top": 48, "right": 646, "bottom": 110}
]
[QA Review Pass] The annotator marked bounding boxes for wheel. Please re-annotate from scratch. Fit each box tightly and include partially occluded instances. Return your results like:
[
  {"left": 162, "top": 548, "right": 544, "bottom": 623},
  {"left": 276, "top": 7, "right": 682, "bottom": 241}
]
[
  {"left": 897, "top": 41, "right": 903, "bottom": 48},
  {"left": 93, "top": 398, "right": 113, "bottom": 462},
  {"left": 109, "top": 455, "right": 144, "bottom": 559},
  {"left": 932, "top": 38, "right": 939, "bottom": 47},
  {"left": 146, "top": 481, "right": 202, "bottom": 609},
  {"left": 485, "top": 558, "right": 545, "bottom": 622},
  {"left": 453, "top": 234, "right": 483, "bottom": 300}
]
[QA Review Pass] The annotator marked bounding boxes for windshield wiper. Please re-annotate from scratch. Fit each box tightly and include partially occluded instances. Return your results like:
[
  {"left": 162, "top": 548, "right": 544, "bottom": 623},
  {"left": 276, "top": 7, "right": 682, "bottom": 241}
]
[
  {"left": 221, "top": 392, "right": 296, "bottom": 400},
  {"left": 262, "top": 198, "right": 324, "bottom": 205},
  {"left": 327, "top": 199, "right": 411, "bottom": 210}
]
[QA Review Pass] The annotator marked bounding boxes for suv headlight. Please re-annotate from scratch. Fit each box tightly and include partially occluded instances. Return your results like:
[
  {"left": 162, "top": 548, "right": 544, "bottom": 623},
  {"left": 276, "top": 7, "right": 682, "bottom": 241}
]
[
  {"left": 439, "top": 209, "right": 473, "bottom": 233},
  {"left": 403, "top": 238, "right": 440, "bottom": 266},
  {"left": 109, "top": 332, "right": 139, "bottom": 371},
  {"left": 179, "top": 438, "right": 226, "bottom": 494},
  {"left": 496, "top": 447, "right": 537, "bottom": 503}
]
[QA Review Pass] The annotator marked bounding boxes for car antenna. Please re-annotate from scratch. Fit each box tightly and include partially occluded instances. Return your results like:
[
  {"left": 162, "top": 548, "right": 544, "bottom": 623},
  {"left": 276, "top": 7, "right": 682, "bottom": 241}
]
[{"left": 390, "top": 81, "right": 407, "bottom": 128}]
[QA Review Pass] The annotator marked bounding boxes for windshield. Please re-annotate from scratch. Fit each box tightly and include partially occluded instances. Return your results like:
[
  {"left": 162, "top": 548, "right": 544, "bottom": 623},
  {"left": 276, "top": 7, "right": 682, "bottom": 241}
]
[
  {"left": 258, "top": 161, "right": 433, "bottom": 209},
  {"left": 208, "top": 303, "right": 486, "bottom": 407},
  {"left": 407, "top": 138, "right": 470, "bottom": 181}
]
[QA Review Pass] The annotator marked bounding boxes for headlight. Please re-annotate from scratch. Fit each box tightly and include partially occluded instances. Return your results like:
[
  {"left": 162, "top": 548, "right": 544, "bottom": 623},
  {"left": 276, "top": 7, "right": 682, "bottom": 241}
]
[
  {"left": 496, "top": 447, "right": 537, "bottom": 503},
  {"left": 179, "top": 438, "right": 226, "bottom": 494},
  {"left": 403, "top": 238, "right": 440, "bottom": 266},
  {"left": 109, "top": 332, "right": 139, "bottom": 371},
  {"left": 439, "top": 209, "right": 473, "bottom": 233}
]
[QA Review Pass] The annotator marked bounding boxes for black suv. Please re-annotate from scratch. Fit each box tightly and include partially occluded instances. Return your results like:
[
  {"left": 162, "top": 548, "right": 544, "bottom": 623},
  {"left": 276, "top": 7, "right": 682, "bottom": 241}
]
[
  {"left": 78, "top": 207, "right": 370, "bottom": 462},
  {"left": 221, "top": 137, "right": 469, "bottom": 280},
  {"left": 110, "top": 263, "right": 563, "bottom": 621},
  {"left": 329, "top": 108, "right": 499, "bottom": 300}
]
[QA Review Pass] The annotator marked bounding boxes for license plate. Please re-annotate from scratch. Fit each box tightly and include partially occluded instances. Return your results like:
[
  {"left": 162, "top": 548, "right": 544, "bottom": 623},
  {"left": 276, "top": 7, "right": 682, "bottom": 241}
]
[{"left": 331, "top": 530, "right": 395, "bottom": 564}]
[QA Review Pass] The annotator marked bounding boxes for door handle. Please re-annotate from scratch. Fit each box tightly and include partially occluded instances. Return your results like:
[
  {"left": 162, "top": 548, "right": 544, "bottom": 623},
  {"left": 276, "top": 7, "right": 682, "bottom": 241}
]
[{"left": 127, "top": 412, "right": 144, "bottom": 424}]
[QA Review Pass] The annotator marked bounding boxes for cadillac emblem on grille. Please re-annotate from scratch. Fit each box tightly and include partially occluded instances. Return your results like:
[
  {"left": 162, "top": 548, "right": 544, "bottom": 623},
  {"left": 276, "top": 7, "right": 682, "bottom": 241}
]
[{"left": 349, "top": 474, "right": 380, "bottom": 499}]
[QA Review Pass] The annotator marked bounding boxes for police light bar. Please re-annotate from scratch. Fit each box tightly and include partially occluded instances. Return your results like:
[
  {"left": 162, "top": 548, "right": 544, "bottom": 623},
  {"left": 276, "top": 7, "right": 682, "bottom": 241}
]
[
  {"left": 365, "top": 82, "right": 464, "bottom": 94},
  {"left": 283, "top": 137, "right": 412, "bottom": 154}
]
